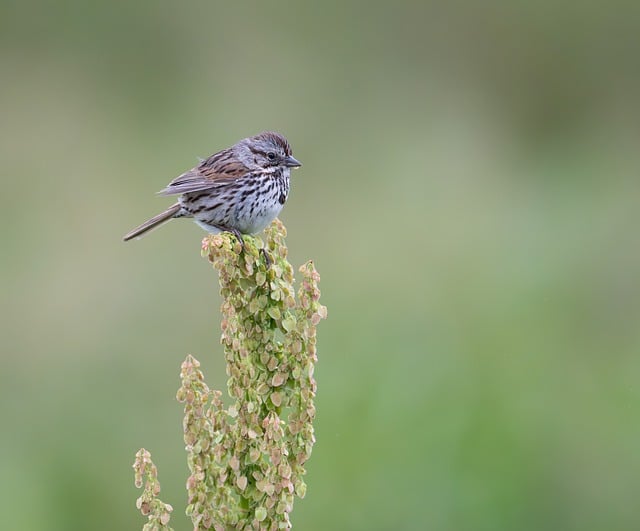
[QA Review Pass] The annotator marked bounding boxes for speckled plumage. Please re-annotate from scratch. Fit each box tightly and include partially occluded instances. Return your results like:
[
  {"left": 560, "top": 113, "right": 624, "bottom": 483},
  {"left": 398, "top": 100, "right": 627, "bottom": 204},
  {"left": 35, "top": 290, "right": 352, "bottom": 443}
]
[{"left": 123, "top": 132, "right": 301, "bottom": 242}]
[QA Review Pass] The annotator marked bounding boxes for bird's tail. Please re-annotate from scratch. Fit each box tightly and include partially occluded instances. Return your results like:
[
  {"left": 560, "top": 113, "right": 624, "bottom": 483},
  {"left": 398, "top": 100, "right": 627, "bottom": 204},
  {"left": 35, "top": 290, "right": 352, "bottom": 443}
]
[{"left": 123, "top": 202, "right": 181, "bottom": 241}]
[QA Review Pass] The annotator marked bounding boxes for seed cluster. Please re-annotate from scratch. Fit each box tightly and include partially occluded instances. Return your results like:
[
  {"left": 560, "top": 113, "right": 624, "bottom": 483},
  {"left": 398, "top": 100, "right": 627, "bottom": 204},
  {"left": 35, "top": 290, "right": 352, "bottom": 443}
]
[
  {"left": 133, "top": 219, "right": 325, "bottom": 530},
  {"left": 133, "top": 448, "right": 174, "bottom": 530}
]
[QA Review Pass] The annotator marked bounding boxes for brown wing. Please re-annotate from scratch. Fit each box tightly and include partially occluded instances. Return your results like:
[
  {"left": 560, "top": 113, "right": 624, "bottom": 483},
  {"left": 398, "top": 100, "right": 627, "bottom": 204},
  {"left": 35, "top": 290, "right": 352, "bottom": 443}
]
[{"left": 157, "top": 149, "right": 249, "bottom": 196}]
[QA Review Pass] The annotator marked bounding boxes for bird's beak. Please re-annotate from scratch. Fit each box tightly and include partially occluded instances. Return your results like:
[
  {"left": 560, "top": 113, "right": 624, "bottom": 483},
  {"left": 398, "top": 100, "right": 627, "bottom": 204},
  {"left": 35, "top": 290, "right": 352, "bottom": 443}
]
[{"left": 284, "top": 155, "right": 302, "bottom": 168}]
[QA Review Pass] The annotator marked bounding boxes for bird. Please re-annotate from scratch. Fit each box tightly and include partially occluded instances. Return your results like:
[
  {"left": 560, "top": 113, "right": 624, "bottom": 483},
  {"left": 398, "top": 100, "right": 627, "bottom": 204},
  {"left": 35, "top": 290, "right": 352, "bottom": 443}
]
[{"left": 123, "top": 131, "right": 301, "bottom": 246}]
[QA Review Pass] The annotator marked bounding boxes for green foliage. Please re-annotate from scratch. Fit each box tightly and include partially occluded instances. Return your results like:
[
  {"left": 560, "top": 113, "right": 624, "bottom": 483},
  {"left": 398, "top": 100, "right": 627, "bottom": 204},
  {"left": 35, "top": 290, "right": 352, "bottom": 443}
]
[{"left": 134, "top": 220, "right": 326, "bottom": 530}]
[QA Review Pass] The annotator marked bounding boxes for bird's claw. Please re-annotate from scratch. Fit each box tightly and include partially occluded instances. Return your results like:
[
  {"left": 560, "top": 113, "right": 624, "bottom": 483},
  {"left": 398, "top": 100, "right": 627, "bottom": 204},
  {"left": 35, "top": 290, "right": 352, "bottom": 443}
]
[
  {"left": 260, "top": 248, "right": 272, "bottom": 269},
  {"left": 221, "top": 227, "right": 270, "bottom": 268}
]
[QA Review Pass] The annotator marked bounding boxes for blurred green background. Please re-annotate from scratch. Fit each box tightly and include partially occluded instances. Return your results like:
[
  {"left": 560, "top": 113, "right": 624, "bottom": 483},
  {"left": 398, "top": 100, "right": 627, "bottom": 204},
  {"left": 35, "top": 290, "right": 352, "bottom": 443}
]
[{"left": 2, "top": 1, "right": 639, "bottom": 529}]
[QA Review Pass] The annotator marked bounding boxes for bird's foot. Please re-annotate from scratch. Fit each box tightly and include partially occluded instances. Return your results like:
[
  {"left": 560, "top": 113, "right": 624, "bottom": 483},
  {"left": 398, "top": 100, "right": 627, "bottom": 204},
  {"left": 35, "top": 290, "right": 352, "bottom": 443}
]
[
  {"left": 229, "top": 229, "right": 246, "bottom": 254},
  {"left": 260, "top": 248, "right": 272, "bottom": 269}
]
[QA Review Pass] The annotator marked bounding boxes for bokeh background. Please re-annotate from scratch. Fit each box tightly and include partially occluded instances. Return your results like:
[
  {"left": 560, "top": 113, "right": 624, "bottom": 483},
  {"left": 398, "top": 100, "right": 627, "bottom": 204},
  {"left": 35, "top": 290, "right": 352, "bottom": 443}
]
[{"left": 2, "top": 2, "right": 639, "bottom": 529}]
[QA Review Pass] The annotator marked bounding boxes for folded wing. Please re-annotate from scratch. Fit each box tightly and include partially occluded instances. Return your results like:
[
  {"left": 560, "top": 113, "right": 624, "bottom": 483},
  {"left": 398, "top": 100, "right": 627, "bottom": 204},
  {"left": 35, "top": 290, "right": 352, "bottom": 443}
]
[{"left": 158, "top": 150, "right": 249, "bottom": 196}]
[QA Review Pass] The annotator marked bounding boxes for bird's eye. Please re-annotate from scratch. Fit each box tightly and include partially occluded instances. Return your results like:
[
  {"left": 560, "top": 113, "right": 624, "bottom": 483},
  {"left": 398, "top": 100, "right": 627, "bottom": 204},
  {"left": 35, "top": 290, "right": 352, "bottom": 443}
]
[{"left": 267, "top": 152, "right": 276, "bottom": 161}]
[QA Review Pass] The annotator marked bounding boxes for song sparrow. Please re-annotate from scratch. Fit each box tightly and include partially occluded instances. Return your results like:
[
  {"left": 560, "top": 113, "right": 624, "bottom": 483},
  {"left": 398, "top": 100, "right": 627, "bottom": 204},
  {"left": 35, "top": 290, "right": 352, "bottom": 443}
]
[{"left": 123, "top": 131, "right": 301, "bottom": 245}]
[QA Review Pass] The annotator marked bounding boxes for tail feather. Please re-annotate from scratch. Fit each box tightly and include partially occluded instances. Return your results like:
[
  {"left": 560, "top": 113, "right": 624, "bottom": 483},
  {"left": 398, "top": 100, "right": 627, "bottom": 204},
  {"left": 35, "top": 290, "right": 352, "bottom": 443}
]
[{"left": 123, "top": 203, "right": 181, "bottom": 241}]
